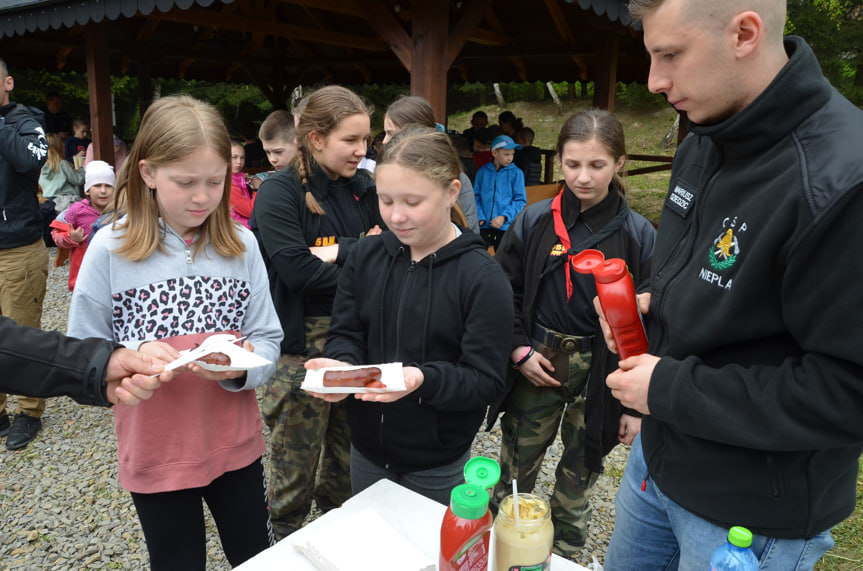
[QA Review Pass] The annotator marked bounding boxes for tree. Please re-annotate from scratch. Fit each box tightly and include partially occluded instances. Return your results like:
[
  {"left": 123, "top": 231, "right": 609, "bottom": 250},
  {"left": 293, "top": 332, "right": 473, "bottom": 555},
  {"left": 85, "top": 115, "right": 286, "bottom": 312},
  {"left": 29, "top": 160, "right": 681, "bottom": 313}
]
[{"left": 786, "top": 0, "right": 863, "bottom": 104}]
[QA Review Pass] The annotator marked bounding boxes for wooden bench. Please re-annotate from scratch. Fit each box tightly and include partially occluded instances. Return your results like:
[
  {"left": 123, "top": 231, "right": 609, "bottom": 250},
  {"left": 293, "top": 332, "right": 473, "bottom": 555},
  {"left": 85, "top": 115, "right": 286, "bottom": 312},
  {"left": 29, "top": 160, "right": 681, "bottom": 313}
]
[{"left": 525, "top": 181, "right": 562, "bottom": 205}]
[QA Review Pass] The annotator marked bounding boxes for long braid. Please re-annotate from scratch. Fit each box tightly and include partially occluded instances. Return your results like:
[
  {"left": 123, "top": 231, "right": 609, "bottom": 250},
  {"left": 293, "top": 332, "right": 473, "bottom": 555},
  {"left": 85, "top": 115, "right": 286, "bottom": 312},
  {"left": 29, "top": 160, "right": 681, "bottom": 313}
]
[{"left": 296, "top": 147, "right": 325, "bottom": 215}]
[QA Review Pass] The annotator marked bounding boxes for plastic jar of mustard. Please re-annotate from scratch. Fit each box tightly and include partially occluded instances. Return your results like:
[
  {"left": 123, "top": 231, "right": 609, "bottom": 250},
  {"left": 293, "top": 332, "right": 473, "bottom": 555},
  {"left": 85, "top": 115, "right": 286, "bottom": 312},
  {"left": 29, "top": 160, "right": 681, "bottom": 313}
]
[{"left": 492, "top": 493, "right": 553, "bottom": 571}]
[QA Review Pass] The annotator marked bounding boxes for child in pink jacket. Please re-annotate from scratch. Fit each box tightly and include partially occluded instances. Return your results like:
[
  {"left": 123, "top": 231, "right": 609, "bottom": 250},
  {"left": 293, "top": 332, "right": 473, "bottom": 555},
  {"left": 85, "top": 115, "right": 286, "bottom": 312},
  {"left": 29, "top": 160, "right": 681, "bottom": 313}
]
[{"left": 50, "top": 160, "right": 115, "bottom": 290}]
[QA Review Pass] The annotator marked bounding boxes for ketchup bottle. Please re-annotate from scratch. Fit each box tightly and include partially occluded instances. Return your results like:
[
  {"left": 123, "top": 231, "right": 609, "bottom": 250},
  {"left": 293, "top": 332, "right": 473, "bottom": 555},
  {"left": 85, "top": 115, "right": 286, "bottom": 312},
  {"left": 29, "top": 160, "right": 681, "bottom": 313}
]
[
  {"left": 439, "top": 484, "right": 493, "bottom": 571},
  {"left": 572, "top": 249, "right": 648, "bottom": 360}
]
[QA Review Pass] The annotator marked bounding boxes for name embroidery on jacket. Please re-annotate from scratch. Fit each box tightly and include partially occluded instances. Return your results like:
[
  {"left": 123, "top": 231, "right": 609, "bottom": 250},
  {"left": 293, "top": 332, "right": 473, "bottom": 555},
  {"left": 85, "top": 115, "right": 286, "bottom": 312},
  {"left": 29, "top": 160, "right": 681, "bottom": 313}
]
[{"left": 666, "top": 183, "right": 695, "bottom": 218}]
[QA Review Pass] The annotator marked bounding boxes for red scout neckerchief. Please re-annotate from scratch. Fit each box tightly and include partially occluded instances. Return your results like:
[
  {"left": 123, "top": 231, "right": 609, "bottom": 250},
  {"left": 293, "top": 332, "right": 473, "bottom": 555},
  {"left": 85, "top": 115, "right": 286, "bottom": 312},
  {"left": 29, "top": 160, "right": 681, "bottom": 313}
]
[
  {"left": 550, "top": 185, "right": 629, "bottom": 302},
  {"left": 550, "top": 186, "right": 575, "bottom": 301}
]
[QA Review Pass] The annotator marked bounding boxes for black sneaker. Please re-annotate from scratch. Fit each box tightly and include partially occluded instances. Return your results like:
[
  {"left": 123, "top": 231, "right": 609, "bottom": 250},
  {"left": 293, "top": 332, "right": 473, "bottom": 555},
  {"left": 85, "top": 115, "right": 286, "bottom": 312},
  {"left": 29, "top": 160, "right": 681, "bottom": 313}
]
[
  {"left": 0, "top": 412, "right": 10, "bottom": 437},
  {"left": 6, "top": 413, "right": 42, "bottom": 450}
]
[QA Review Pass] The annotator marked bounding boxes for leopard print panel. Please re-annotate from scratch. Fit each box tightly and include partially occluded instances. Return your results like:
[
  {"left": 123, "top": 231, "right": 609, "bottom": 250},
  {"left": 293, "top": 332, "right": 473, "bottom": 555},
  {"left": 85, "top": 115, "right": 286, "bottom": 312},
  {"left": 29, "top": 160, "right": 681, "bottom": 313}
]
[{"left": 111, "top": 276, "right": 251, "bottom": 342}]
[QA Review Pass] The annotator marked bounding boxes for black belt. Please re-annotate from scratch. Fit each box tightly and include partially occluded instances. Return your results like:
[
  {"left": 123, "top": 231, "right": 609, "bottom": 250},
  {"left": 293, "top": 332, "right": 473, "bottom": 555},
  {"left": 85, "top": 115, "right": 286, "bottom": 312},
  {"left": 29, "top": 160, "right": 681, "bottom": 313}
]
[{"left": 531, "top": 323, "right": 593, "bottom": 354}]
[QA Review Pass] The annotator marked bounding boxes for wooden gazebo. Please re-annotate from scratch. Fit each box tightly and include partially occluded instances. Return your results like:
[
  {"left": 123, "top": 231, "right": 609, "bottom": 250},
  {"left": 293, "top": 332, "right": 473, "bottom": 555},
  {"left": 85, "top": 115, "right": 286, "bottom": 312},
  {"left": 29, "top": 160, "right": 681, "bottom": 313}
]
[{"left": 0, "top": 0, "right": 649, "bottom": 163}]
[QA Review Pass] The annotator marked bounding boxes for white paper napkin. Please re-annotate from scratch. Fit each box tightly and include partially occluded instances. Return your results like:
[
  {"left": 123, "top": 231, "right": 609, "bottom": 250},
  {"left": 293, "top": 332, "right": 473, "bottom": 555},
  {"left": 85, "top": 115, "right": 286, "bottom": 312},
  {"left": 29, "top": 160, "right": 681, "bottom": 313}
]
[{"left": 292, "top": 507, "right": 435, "bottom": 571}]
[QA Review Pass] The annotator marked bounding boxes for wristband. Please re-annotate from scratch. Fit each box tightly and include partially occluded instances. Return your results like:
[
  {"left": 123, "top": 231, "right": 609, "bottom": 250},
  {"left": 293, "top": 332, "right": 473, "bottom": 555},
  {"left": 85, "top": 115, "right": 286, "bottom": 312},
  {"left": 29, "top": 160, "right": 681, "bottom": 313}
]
[{"left": 512, "top": 347, "right": 535, "bottom": 369}]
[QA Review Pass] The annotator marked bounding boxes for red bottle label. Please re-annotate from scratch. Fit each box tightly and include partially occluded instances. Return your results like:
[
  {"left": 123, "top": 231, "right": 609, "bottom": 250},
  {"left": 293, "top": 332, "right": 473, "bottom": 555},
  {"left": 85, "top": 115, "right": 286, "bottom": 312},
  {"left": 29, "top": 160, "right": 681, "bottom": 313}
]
[{"left": 448, "top": 534, "right": 490, "bottom": 571}]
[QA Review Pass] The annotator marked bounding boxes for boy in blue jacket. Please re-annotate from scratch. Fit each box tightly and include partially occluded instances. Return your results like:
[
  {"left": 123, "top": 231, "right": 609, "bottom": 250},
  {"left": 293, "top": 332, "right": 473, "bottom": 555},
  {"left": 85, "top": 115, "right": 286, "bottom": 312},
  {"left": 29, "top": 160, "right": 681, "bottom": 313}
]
[{"left": 475, "top": 135, "right": 527, "bottom": 249}]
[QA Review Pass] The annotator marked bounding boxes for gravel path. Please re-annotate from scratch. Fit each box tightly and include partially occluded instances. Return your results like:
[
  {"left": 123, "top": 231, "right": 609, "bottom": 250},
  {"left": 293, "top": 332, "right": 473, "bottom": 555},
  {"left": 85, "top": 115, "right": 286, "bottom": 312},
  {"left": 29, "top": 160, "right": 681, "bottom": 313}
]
[{"left": 0, "top": 250, "right": 628, "bottom": 570}]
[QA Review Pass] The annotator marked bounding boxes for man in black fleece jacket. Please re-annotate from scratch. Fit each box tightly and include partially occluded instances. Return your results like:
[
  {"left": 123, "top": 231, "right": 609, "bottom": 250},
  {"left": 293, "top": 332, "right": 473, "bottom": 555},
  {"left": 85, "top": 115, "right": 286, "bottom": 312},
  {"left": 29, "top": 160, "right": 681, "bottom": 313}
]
[
  {"left": 0, "top": 316, "right": 171, "bottom": 407},
  {"left": 603, "top": 1, "right": 863, "bottom": 569}
]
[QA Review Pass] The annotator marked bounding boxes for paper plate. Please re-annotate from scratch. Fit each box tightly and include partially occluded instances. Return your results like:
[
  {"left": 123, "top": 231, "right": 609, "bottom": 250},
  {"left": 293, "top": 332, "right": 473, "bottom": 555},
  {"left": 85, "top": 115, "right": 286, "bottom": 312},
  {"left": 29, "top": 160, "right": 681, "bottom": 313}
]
[
  {"left": 302, "top": 362, "right": 406, "bottom": 393},
  {"left": 163, "top": 334, "right": 272, "bottom": 373}
]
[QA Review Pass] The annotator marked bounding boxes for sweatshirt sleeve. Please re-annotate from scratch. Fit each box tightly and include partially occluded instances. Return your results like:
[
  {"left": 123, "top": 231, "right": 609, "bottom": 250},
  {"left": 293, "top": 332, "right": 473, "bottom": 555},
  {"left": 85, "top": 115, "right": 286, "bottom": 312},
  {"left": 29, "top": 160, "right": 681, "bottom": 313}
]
[
  {"left": 474, "top": 166, "right": 489, "bottom": 223},
  {"left": 504, "top": 167, "right": 527, "bottom": 222},
  {"left": 458, "top": 172, "right": 480, "bottom": 234},
  {"left": 0, "top": 110, "right": 48, "bottom": 175},
  {"left": 253, "top": 174, "right": 341, "bottom": 295},
  {"left": 61, "top": 160, "right": 85, "bottom": 187},
  {"left": 647, "top": 185, "right": 863, "bottom": 451},
  {"left": 230, "top": 181, "right": 255, "bottom": 220},
  {"left": 67, "top": 230, "right": 119, "bottom": 344},
  {"left": 494, "top": 211, "right": 531, "bottom": 350},
  {"left": 415, "top": 257, "right": 514, "bottom": 411},
  {"left": 218, "top": 229, "right": 284, "bottom": 391},
  {"left": 322, "top": 245, "right": 368, "bottom": 365}
]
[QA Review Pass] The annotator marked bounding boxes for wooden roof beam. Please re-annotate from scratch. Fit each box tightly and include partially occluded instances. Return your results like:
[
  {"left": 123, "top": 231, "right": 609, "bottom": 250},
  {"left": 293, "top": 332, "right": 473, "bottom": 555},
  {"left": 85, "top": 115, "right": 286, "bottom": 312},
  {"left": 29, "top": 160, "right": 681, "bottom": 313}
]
[
  {"left": 447, "top": 0, "right": 491, "bottom": 67},
  {"left": 56, "top": 45, "right": 73, "bottom": 69},
  {"left": 147, "top": 7, "right": 387, "bottom": 52},
  {"left": 362, "top": 0, "right": 412, "bottom": 70},
  {"left": 482, "top": 6, "right": 527, "bottom": 81},
  {"left": 544, "top": 0, "right": 576, "bottom": 45},
  {"left": 278, "top": 0, "right": 364, "bottom": 18},
  {"left": 137, "top": 18, "right": 160, "bottom": 43}
]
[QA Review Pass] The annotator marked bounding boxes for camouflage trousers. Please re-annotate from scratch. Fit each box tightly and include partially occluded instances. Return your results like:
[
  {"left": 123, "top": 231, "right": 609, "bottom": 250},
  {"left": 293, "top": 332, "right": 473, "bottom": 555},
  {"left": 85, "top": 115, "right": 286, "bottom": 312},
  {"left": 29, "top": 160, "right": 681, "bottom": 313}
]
[
  {"left": 493, "top": 341, "right": 598, "bottom": 559},
  {"left": 260, "top": 316, "right": 351, "bottom": 540}
]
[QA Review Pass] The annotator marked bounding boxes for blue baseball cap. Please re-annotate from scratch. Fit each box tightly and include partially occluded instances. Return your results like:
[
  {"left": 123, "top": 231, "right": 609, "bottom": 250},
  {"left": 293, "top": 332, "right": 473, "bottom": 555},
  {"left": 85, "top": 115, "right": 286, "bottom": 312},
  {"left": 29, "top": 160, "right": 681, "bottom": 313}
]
[{"left": 491, "top": 135, "right": 522, "bottom": 151}]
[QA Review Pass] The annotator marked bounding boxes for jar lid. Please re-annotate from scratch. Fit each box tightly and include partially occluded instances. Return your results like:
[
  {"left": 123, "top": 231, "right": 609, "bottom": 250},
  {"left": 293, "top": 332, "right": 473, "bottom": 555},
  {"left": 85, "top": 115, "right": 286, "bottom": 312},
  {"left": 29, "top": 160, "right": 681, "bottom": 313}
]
[
  {"left": 571, "top": 249, "right": 605, "bottom": 274},
  {"left": 727, "top": 526, "right": 753, "bottom": 549},
  {"left": 464, "top": 456, "right": 501, "bottom": 490},
  {"left": 450, "top": 484, "right": 489, "bottom": 520}
]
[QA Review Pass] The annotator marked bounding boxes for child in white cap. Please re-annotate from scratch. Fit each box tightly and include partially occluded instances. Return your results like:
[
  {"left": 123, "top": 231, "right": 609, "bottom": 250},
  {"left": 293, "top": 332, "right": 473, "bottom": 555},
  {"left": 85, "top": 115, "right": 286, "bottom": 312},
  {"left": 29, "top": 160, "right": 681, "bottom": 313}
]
[{"left": 50, "top": 160, "right": 116, "bottom": 291}]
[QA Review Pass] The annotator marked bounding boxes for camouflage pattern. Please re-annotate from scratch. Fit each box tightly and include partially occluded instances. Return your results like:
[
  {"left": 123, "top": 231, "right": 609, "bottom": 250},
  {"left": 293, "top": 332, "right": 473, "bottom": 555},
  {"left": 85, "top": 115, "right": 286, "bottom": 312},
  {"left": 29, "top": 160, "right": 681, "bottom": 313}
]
[
  {"left": 261, "top": 316, "right": 352, "bottom": 539},
  {"left": 494, "top": 344, "right": 596, "bottom": 559}
]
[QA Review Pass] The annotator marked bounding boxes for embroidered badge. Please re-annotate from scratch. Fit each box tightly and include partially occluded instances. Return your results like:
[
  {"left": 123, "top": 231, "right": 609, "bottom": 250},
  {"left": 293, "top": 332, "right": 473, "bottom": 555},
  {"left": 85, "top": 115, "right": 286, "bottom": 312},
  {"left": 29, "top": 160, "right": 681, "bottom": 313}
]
[
  {"left": 709, "top": 228, "right": 739, "bottom": 270},
  {"left": 550, "top": 243, "right": 566, "bottom": 257}
]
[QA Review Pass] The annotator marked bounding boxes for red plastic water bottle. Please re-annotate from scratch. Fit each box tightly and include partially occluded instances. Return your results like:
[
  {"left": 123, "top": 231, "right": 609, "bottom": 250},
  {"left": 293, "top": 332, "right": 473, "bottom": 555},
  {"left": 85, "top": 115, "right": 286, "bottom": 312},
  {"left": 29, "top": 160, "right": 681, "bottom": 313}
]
[{"left": 572, "top": 249, "right": 648, "bottom": 360}]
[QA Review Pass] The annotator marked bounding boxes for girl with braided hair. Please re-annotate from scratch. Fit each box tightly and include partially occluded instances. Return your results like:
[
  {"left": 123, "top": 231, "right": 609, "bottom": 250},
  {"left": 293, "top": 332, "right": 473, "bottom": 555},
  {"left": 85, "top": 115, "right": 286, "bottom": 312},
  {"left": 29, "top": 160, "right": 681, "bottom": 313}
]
[{"left": 250, "top": 85, "right": 384, "bottom": 539}]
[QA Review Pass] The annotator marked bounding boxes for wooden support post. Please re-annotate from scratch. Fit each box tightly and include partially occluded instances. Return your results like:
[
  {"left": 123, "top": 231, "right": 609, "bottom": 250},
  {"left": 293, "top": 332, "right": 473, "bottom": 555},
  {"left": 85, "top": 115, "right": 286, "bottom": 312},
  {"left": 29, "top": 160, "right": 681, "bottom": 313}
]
[
  {"left": 592, "top": 34, "right": 619, "bottom": 111},
  {"left": 85, "top": 23, "right": 114, "bottom": 165},
  {"left": 137, "top": 59, "right": 153, "bottom": 119},
  {"left": 410, "top": 2, "right": 449, "bottom": 124}
]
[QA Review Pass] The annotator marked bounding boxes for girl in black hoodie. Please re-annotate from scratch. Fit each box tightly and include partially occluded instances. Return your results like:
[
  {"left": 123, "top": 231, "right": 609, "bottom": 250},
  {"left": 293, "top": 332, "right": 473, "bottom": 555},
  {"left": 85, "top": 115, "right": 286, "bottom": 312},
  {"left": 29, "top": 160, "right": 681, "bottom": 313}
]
[{"left": 306, "top": 127, "right": 513, "bottom": 504}]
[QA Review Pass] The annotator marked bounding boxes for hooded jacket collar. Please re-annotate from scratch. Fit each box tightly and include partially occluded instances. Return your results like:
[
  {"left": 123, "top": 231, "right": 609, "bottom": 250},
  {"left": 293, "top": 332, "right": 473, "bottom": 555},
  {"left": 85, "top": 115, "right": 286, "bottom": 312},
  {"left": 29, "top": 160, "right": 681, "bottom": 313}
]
[
  {"left": 690, "top": 36, "right": 832, "bottom": 158},
  {"left": 300, "top": 161, "right": 375, "bottom": 202},
  {"left": 560, "top": 180, "right": 624, "bottom": 231},
  {"left": 379, "top": 225, "right": 486, "bottom": 265}
]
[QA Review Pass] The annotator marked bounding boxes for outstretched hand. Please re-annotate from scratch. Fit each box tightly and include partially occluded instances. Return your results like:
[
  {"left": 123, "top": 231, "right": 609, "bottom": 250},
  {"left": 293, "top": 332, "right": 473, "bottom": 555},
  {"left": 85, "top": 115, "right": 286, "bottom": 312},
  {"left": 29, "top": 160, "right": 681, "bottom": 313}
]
[{"left": 105, "top": 348, "right": 174, "bottom": 406}]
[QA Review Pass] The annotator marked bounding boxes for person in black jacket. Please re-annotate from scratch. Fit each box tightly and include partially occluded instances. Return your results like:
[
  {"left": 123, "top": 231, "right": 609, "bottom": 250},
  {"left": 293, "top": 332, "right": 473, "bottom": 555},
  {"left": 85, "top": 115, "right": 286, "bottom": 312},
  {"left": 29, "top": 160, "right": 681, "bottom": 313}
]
[
  {"left": 489, "top": 110, "right": 655, "bottom": 558},
  {"left": 0, "top": 316, "right": 171, "bottom": 407},
  {"left": 0, "top": 57, "right": 52, "bottom": 450},
  {"left": 250, "top": 85, "right": 384, "bottom": 539},
  {"left": 603, "top": 1, "right": 863, "bottom": 568},
  {"left": 306, "top": 126, "right": 513, "bottom": 505}
]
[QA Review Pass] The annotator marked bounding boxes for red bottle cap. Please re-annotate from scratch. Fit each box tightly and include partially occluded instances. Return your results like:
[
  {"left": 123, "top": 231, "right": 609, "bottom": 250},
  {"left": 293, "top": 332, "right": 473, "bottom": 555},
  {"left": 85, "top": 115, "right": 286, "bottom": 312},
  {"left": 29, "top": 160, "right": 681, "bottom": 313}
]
[{"left": 571, "top": 249, "right": 605, "bottom": 274}]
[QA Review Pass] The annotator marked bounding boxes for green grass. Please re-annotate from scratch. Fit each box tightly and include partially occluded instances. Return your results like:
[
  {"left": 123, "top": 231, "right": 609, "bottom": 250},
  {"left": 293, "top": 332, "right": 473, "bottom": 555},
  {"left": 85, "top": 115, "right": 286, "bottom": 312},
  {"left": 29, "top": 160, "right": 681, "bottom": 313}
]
[
  {"left": 448, "top": 98, "right": 676, "bottom": 226},
  {"left": 816, "top": 459, "right": 863, "bottom": 570},
  {"left": 449, "top": 99, "right": 863, "bottom": 568}
]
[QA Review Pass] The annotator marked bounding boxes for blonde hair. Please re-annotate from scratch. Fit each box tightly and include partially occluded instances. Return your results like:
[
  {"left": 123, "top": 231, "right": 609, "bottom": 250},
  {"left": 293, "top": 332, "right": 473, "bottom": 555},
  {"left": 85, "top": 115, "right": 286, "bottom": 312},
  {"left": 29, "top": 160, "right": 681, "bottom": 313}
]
[
  {"left": 294, "top": 85, "right": 373, "bottom": 215},
  {"left": 377, "top": 126, "right": 467, "bottom": 227},
  {"left": 45, "top": 132, "right": 65, "bottom": 173},
  {"left": 112, "top": 95, "right": 243, "bottom": 261}
]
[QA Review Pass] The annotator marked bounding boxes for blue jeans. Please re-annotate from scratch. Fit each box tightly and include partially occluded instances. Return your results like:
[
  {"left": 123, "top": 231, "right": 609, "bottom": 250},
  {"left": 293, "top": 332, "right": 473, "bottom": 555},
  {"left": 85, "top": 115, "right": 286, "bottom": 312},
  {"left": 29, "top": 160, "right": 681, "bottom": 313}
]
[
  {"left": 350, "top": 445, "right": 471, "bottom": 506},
  {"left": 604, "top": 435, "right": 834, "bottom": 570}
]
